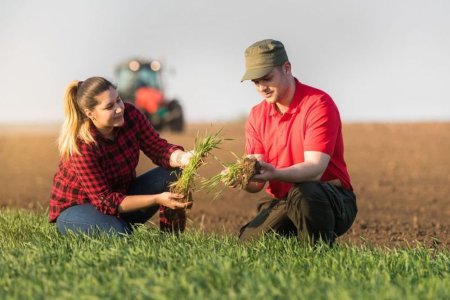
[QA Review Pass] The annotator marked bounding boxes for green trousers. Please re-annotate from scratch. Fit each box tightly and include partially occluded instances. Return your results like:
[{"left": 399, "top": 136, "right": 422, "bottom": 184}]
[{"left": 239, "top": 182, "right": 357, "bottom": 244}]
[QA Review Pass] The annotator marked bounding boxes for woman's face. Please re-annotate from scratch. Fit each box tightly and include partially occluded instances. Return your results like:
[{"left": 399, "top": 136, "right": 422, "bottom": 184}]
[{"left": 86, "top": 87, "right": 125, "bottom": 132}]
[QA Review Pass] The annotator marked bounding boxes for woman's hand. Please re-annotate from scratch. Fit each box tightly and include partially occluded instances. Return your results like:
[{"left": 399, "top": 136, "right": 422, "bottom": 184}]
[
  {"left": 179, "top": 150, "right": 195, "bottom": 167},
  {"left": 157, "top": 192, "right": 192, "bottom": 209},
  {"left": 171, "top": 150, "right": 196, "bottom": 168}
]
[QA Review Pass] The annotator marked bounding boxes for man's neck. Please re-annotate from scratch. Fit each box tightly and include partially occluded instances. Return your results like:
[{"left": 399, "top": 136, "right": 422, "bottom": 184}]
[
  {"left": 276, "top": 78, "right": 296, "bottom": 114},
  {"left": 275, "top": 103, "right": 288, "bottom": 115}
]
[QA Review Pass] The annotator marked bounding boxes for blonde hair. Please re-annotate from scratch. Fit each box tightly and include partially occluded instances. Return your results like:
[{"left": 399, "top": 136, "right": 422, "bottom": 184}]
[{"left": 58, "top": 77, "right": 114, "bottom": 160}]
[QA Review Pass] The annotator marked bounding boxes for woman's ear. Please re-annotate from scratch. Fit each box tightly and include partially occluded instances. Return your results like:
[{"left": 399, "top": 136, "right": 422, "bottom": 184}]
[{"left": 84, "top": 109, "right": 95, "bottom": 121}]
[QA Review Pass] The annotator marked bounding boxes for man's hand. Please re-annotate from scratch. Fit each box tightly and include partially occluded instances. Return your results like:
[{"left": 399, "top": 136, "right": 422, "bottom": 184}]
[
  {"left": 220, "top": 164, "right": 266, "bottom": 192},
  {"left": 251, "top": 161, "right": 277, "bottom": 181}
]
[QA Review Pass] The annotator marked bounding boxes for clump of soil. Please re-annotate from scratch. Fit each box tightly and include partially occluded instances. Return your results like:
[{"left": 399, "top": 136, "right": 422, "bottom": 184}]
[
  {"left": 208, "top": 157, "right": 261, "bottom": 190},
  {"left": 238, "top": 157, "right": 261, "bottom": 188}
]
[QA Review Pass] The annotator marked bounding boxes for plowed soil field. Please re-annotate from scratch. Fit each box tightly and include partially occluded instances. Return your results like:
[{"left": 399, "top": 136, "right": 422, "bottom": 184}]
[{"left": 1, "top": 122, "right": 449, "bottom": 248}]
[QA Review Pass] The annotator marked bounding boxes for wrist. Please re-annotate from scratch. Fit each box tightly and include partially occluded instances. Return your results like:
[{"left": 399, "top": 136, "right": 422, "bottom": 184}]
[
  {"left": 177, "top": 150, "right": 194, "bottom": 167},
  {"left": 152, "top": 194, "right": 161, "bottom": 206},
  {"left": 180, "top": 152, "right": 191, "bottom": 166},
  {"left": 272, "top": 168, "right": 281, "bottom": 181},
  {"left": 175, "top": 151, "right": 184, "bottom": 166},
  {"left": 171, "top": 150, "right": 185, "bottom": 167}
]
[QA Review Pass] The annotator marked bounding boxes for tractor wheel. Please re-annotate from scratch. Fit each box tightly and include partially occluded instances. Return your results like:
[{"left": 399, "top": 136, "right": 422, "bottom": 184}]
[{"left": 167, "top": 100, "right": 184, "bottom": 132}]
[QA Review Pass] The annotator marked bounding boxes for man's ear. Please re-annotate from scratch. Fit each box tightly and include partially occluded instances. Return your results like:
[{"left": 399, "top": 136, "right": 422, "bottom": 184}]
[{"left": 284, "top": 62, "right": 292, "bottom": 74}]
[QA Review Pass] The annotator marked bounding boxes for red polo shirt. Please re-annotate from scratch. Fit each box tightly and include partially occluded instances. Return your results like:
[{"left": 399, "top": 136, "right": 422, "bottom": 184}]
[{"left": 245, "top": 79, "right": 352, "bottom": 199}]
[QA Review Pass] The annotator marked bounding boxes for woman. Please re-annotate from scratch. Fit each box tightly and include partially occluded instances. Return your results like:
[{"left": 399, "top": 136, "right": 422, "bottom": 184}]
[{"left": 49, "top": 76, "right": 194, "bottom": 235}]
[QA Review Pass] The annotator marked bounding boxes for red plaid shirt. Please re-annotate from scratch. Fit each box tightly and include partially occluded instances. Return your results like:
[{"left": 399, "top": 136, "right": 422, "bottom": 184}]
[{"left": 49, "top": 103, "right": 182, "bottom": 222}]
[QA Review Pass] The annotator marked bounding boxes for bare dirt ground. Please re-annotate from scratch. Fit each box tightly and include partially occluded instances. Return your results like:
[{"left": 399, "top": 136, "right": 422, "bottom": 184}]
[{"left": 0, "top": 122, "right": 449, "bottom": 248}]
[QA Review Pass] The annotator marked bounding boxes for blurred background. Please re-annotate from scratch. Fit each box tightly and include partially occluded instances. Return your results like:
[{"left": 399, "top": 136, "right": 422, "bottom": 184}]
[{"left": 1, "top": 0, "right": 449, "bottom": 124}]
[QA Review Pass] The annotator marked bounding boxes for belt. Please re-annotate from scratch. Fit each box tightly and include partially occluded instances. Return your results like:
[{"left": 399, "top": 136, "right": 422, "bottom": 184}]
[{"left": 327, "top": 179, "right": 342, "bottom": 187}]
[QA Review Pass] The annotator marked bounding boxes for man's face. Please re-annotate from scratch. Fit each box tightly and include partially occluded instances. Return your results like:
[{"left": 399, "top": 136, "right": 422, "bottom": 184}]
[{"left": 251, "top": 63, "right": 292, "bottom": 105}]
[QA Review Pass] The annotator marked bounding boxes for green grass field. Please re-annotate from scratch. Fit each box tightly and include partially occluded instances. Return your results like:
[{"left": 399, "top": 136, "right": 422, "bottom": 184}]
[{"left": 1, "top": 209, "right": 449, "bottom": 300}]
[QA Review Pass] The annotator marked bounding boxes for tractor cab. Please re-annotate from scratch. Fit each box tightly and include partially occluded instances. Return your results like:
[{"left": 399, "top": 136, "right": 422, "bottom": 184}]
[{"left": 115, "top": 59, "right": 184, "bottom": 132}]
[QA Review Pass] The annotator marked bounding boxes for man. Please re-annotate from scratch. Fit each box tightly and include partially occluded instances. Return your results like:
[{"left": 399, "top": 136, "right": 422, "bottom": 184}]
[{"left": 236, "top": 39, "right": 357, "bottom": 245}]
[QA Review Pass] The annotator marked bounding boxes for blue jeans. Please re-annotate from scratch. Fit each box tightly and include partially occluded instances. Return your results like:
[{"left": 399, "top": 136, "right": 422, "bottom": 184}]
[{"left": 56, "top": 167, "right": 178, "bottom": 236}]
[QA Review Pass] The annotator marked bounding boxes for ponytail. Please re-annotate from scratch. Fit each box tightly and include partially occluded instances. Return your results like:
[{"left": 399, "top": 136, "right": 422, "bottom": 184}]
[
  {"left": 58, "top": 80, "right": 96, "bottom": 160},
  {"left": 58, "top": 77, "right": 115, "bottom": 160}
]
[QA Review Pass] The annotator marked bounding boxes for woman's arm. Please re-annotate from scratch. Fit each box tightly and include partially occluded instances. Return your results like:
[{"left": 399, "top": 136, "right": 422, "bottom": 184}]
[
  {"left": 131, "top": 103, "right": 185, "bottom": 168},
  {"left": 71, "top": 143, "right": 191, "bottom": 215},
  {"left": 118, "top": 192, "right": 190, "bottom": 213}
]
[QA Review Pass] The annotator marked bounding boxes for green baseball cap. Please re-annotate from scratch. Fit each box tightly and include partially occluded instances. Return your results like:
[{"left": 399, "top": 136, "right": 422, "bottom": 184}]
[{"left": 241, "top": 39, "right": 289, "bottom": 82}]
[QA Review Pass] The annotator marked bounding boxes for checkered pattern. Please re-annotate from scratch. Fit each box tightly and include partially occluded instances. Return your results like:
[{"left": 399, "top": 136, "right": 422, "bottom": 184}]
[{"left": 49, "top": 103, "right": 182, "bottom": 222}]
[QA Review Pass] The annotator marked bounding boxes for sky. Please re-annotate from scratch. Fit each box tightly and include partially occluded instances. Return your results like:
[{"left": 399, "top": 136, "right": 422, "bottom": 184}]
[{"left": 1, "top": 0, "right": 449, "bottom": 124}]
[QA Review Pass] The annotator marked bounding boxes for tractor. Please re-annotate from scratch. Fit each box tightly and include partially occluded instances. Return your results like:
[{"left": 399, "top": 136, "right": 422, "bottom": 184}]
[{"left": 115, "top": 58, "right": 184, "bottom": 132}]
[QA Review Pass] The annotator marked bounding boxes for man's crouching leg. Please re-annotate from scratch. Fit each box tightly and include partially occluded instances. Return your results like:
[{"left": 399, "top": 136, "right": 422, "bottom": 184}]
[
  {"left": 286, "top": 182, "right": 337, "bottom": 245},
  {"left": 239, "top": 197, "right": 295, "bottom": 242}
]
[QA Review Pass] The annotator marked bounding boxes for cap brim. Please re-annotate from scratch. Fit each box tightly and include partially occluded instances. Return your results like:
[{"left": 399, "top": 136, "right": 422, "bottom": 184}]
[{"left": 240, "top": 66, "right": 274, "bottom": 82}]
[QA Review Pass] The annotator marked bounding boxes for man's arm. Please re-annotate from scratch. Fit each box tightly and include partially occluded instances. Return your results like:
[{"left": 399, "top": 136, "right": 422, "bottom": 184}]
[{"left": 252, "top": 151, "right": 330, "bottom": 183}]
